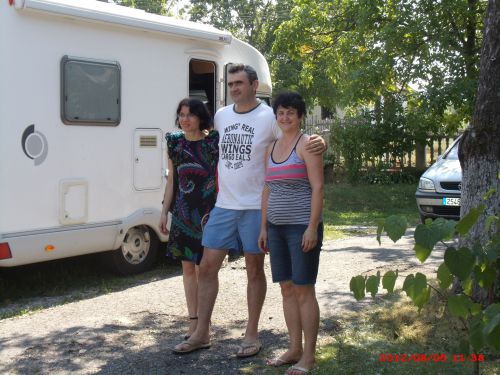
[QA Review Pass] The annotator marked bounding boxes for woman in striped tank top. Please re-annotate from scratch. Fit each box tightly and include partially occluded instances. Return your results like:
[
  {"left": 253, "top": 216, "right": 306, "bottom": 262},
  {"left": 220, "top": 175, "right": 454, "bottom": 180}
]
[{"left": 258, "top": 92, "right": 324, "bottom": 374}]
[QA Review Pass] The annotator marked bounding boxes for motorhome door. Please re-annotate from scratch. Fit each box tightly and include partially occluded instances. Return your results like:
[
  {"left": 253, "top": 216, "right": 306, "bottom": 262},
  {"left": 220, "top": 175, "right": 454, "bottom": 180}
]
[
  {"left": 189, "top": 59, "right": 216, "bottom": 117},
  {"left": 133, "top": 129, "right": 163, "bottom": 191}
]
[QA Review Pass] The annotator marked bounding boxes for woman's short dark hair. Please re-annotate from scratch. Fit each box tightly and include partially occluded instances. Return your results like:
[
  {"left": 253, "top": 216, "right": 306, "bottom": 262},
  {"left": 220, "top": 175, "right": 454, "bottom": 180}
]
[
  {"left": 175, "top": 98, "right": 212, "bottom": 131},
  {"left": 272, "top": 91, "right": 306, "bottom": 119}
]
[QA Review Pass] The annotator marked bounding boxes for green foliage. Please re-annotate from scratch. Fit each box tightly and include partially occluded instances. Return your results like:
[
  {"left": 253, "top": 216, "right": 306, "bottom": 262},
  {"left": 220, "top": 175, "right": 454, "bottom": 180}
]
[
  {"left": 349, "top": 184, "right": 500, "bottom": 355},
  {"left": 413, "top": 218, "right": 456, "bottom": 262},
  {"left": 382, "top": 270, "right": 397, "bottom": 293},
  {"left": 385, "top": 215, "right": 407, "bottom": 243},
  {"left": 402, "top": 273, "right": 430, "bottom": 311},
  {"left": 470, "top": 317, "right": 485, "bottom": 352},
  {"left": 437, "top": 263, "right": 453, "bottom": 289},
  {"left": 456, "top": 204, "right": 486, "bottom": 235},
  {"left": 448, "top": 294, "right": 480, "bottom": 319},
  {"left": 327, "top": 114, "right": 418, "bottom": 184},
  {"left": 361, "top": 168, "right": 420, "bottom": 185},
  {"left": 366, "top": 272, "right": 380, "bottom": 298},
  {"left": 187, "top": 0, "right": 291, "bottom": 61},
  {"left": 273, "top": 0, "right": 487, "bottom": 143},
  {"left": 349, "top": 275, "right": 366, "bottom": 300},
  {"left": 483, "top": 304, "right": 500, "bottom": 350}
]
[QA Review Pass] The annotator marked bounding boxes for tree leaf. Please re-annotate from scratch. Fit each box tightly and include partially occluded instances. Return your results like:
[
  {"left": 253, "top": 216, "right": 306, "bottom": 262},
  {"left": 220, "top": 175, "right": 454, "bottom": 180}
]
[
  {"left": 448, "top": 295, "right": 471, "bottom": 319},
  {"left": 414, "top": 223, "right": 441, "bottom": 257},
  {"left": 385, "top": 215, "right": 407, "bottom": 243},
  {"left": 444, "top": 247, "right": 475, "bottom": 280},
  {"left": 403, "top": 273, "right": 428, "bottom": 310},
  {"left": 484, "top": 303, "right": 500, "bottom": 320},
  {"left": 469, "top": 317, "right": 484, "bottom": 352},
  {"left": 382, "top": 270, "right": 398, "bottom": 293},
  {"left": 414, "top": 286, "right": 431, "bottom": 312},
  {"left": 456, "top": 204, "right": 486, "bottom": 235},
  {"left": 474, "top": 264, "right": 496, "bottom": 288},
  {"left": 483, "top": 313, "right": 500, "bottom": 351},
  {"left": 403, "top": 274, "right": 416, "bottom": 298},
  {"left": 437, "top": 263, "right": 453, "bottom": 289},
  {"left": 462, "top": 277, "right": 474, "bottom": 296},
  {"left": 485, "top": 240, "right": 500, "bottom": 262},
  {"left": 482, "top": 187, "right": 496, "bottom": 200},
  {"left": 366, "top": 273, "right": 380, "bottom": 298},
  {"left": 414, "top": 243, "right": 432, "bottom": 263},
  {"left": 470, "top": 303, "right": 482, "bottom": 316},
  {"left": 485, "top": 215, "right": 498, "bottom": 231},
  {"left": 349, "top": 275, "right": 366, "bottom": 301},
  {"left": 431, "top": 218, "right": 456, "bottom": 240}
]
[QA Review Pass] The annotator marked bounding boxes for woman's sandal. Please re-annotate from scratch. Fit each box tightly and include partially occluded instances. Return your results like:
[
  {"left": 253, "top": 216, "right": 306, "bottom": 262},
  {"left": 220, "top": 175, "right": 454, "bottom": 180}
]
[
  {"left": 184, "top": 316, "right": 198, "bottom": 340},
  {"left": 266, "top": 357, "right": 297, "bottom": 367}
]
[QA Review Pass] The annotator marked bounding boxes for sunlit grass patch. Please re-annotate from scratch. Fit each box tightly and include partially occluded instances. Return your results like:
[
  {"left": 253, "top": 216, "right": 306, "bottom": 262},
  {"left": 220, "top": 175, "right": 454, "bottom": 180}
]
[
  {"left": 322, "top": 183, "right": 419, "bottom": 240},
  {"left": 313, "top": 293, "right": 500, "bottom": 374}
]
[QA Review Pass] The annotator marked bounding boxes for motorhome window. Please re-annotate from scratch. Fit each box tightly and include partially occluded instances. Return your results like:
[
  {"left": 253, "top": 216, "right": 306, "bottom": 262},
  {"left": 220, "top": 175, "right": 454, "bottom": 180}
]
[{"left": 61, "top": 56, "right": 121, "bottom": 126}]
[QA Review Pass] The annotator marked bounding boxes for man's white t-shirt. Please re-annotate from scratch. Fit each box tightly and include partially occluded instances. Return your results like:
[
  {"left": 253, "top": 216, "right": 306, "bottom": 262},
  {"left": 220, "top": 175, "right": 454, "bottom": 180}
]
[{"left": 214, "top": 102, "right": 280, "bottom": 210}]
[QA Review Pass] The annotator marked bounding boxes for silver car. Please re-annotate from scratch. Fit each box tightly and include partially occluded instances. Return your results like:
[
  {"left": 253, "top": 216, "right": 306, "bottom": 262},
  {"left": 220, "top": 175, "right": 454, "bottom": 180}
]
[{"left": 415, "top": 137, "right": 461, "bottom": 222}]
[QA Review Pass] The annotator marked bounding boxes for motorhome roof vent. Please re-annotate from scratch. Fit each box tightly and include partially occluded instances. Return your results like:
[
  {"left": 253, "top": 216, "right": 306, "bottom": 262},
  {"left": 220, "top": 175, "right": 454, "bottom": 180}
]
[{"left": 140, "top": 136, "right": 157, "bottom": 148}]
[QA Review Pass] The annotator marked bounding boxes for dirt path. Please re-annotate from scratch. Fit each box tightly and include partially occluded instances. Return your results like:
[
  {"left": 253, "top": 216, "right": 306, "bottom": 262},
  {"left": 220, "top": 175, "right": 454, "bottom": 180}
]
[{"left": 0, "top": 230, "right": 445, "bottom": 374}]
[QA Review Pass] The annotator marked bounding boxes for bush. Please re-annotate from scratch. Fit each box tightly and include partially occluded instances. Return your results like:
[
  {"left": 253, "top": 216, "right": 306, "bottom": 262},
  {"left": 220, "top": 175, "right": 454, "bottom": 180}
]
[{"left": 361, "top": 167, "right": 422, "bottom": 185}]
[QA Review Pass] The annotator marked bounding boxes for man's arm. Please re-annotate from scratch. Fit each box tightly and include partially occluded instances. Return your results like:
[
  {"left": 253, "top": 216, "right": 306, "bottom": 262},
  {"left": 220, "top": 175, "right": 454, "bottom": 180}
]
[{"left": 305, "top": 134, "right": 327, "bottom": 155}]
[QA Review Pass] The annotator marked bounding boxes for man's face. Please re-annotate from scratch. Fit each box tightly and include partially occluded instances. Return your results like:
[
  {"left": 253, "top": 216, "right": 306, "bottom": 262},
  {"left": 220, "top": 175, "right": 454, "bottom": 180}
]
[{"left": 227, "top": 71, "right": 258, "bottom": 105}]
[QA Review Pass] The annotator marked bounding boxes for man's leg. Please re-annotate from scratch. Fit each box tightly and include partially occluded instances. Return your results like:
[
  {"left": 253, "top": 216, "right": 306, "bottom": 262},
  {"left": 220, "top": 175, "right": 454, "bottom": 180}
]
[
  {"left": 174, "top": 248, "right": 227, "bottom": 349},
  {"left": 242, "top": 252, "right": 266, "bottom": 345}
]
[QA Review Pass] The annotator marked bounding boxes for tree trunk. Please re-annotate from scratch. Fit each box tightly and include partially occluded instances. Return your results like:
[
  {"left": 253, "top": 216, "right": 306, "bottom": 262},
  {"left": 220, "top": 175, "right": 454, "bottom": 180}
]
[
  {"left": 415, "top": 142, "right": 426, "bottom": 170},
  {"left": 458, "top": 0, "right": 500, "bottom": 304}
]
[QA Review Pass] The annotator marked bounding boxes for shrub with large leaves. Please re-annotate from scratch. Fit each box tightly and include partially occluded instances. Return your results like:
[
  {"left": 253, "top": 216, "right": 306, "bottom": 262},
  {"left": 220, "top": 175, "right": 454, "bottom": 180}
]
[{"left": 350, "top": 191, "right": 500, "bottom": 355}]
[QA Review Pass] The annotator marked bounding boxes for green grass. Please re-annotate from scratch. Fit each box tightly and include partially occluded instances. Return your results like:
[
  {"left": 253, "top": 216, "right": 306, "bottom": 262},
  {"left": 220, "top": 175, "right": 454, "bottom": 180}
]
[
  {"left": 323, "top": 183, "right": 419, "bottom": 239},
  {"left": 262, "top": 292, "right": 500, "bottom": 375}
]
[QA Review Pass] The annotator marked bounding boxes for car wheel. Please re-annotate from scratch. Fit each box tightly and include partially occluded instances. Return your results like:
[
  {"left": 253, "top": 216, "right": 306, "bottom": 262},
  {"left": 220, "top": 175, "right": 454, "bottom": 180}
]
[{"left": 109, "top": 225, "right": 159, "bottom": 275}]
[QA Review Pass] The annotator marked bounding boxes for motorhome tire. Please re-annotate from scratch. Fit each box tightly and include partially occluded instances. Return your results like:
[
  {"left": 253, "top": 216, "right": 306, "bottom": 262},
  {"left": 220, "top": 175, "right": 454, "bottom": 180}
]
[{"left": 110, "top": 225, "right": 159, "bottom": 275}]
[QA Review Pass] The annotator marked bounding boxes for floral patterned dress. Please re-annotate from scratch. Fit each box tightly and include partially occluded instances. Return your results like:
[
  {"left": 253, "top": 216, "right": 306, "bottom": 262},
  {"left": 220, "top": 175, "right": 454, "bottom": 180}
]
[{"left": 165, "top": 130, "right": 219, "bottom": 264}]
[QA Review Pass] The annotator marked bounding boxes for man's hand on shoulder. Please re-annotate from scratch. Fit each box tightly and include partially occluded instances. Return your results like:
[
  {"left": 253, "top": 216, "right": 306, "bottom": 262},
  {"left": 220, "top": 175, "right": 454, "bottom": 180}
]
[{"left": 305, "top": 134, "right": 327, "bottom": 155}]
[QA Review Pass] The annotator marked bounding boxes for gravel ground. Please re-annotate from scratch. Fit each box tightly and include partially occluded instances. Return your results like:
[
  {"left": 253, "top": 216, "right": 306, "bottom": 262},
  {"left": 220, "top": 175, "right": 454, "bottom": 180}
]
[{"left": 0, "top": 229, "right": 444, "bottom": 374}]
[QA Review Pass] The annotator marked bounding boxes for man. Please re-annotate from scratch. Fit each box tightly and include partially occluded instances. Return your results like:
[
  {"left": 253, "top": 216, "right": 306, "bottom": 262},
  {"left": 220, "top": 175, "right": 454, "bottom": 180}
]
[{"left": 173, "top": 64, "right": 325, "bottom": 356}]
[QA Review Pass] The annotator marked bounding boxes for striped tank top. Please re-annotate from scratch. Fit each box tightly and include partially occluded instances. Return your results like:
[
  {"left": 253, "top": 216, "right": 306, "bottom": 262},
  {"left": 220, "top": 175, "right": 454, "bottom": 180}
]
[{"left": 265, "top": 135, "right": 313, "bottom": 225}]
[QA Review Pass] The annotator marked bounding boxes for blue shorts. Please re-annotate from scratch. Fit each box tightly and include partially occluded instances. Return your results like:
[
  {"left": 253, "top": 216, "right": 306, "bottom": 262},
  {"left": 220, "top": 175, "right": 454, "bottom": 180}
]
[
  {"left": 202, "top": 207, "right": 261, "bottom": 254},
  {"left": 267, "top": 222, "right": 323, "bottom": 285}
]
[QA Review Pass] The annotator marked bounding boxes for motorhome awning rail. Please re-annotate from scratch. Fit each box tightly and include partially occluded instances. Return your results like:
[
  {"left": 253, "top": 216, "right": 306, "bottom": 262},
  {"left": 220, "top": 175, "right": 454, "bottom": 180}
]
[{"left": 15, "top": 0, "right": 233, "bottom": 44}]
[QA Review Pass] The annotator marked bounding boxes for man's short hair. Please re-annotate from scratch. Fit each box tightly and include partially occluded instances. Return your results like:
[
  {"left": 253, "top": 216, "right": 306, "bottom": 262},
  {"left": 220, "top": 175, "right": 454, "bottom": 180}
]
[{"left": 228, "top": 64, "right": 258, "bottom": 84}]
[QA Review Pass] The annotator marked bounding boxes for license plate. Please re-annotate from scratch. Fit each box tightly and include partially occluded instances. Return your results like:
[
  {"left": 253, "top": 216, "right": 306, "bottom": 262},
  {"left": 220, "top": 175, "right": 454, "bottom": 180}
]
[{"left": 443, "top": 197, "right": 460, "bottom": 206}]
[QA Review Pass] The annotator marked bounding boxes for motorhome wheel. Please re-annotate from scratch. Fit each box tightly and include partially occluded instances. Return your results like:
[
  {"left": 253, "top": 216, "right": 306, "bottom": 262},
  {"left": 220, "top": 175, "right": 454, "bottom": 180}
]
[{"left": 110, "top": 225, "right": 159, "bottom": 275}]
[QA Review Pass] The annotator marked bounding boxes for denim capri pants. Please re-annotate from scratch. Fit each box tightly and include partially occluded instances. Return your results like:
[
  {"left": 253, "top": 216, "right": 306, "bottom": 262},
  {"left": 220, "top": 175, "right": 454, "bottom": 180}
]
[{"left": 267, "top": 222, "right": 323, "bottom": 285}]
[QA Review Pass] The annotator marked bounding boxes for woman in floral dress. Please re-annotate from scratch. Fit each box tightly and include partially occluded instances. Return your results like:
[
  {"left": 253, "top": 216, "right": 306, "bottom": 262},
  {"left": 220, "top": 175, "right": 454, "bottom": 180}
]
[{"left": 159, "top": 98, "right": 218, "bottom": 339}]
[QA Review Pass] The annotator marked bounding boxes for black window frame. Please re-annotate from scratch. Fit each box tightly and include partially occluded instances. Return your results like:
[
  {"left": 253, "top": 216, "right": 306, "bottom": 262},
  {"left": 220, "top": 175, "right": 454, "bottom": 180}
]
[{"left": 60, "top": 55, "right": 121, "bottom": 126}]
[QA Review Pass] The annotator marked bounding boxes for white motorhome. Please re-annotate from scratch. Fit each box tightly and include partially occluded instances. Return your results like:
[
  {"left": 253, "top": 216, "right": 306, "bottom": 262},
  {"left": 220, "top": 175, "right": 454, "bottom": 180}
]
[{"left": 0, "top": 0, "right": 272, "bottom": 274}]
